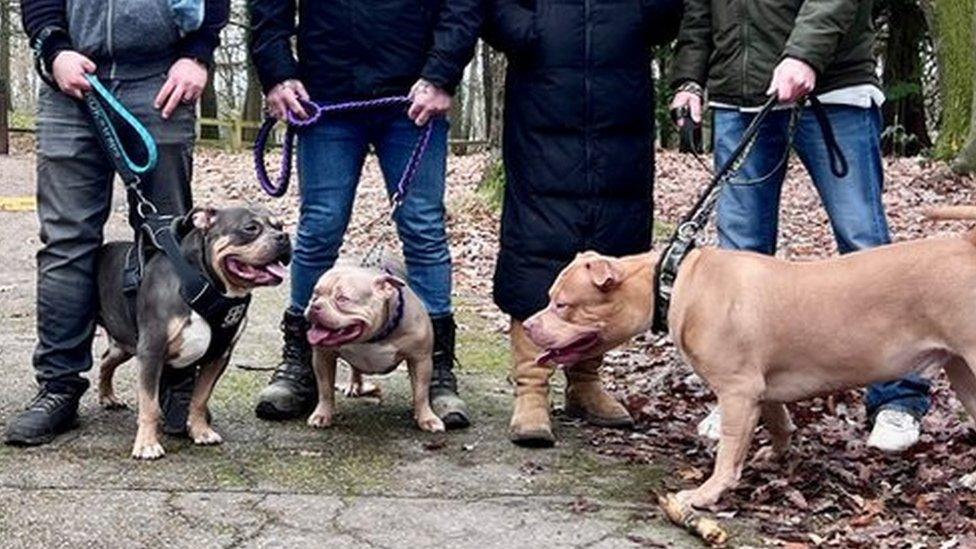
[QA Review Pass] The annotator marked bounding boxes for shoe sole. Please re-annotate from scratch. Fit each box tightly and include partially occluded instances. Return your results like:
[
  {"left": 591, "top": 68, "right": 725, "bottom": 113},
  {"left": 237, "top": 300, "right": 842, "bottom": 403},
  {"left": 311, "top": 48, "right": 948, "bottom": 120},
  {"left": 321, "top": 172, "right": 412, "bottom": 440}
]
[
  {"left": 441, "top": 412, "right": 470, "bottom": 430},
  {"left": 4, "top": 418, "right": 79, "bottom": 447},
  {"left": 255, "top": 401, "right": 312, "bottom": 421},
  {"left": 510, "top": 426, "right": 556, "bottom": 448},
  {"left": 564, "top": 405, "right": 634, "bottom": 429}
]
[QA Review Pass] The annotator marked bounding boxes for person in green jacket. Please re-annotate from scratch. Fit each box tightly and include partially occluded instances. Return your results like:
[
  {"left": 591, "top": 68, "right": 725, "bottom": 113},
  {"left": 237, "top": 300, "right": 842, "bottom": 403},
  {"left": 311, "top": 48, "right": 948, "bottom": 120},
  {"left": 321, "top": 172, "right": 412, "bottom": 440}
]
[{"left": 670, "top": 0, "right": 930, "bottom": 453}]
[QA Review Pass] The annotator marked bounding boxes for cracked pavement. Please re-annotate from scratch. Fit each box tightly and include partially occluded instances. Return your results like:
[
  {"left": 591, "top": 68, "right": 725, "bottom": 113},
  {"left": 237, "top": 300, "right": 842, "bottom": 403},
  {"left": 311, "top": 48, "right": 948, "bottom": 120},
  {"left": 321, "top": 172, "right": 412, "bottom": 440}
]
[{"left": 0, "top": 153, "right": 702, "bottom": 548}]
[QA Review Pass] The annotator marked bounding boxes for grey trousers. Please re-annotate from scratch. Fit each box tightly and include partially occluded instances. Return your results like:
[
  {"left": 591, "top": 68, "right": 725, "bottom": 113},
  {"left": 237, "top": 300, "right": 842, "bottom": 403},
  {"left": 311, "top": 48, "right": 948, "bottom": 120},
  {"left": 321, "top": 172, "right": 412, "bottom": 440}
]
[{"left": 34, "top": 74, "right": 196, "bottom": 391}]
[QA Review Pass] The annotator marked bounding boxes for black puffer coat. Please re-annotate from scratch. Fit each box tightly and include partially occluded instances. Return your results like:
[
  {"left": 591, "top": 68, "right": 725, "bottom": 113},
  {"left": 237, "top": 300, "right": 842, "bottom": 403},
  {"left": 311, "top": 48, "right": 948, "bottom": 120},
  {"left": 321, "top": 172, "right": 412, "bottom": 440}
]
[{"left": 486, "top": 0, "right": 682, "bottom": 320}]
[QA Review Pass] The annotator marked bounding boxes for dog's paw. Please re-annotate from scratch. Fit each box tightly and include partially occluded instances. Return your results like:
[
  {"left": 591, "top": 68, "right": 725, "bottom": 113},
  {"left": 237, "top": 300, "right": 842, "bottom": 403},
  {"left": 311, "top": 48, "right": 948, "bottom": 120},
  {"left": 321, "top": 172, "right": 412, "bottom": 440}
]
[
  {"left": 674, "top": 487, "right": 722, "bottom": 510},
  {"left": 99, "top": 393, "right": 127, "bottom": 410},
  {"left": 131, "top": 441, "right": 165, "bottom": 460},
  {"left": 190, "top": 427, "right": 224, "bottom": 446},
  {"left": 417, "top": 414, "right": 445, "bottom": 433},
  {"left": 307, "top": 410, "right": 334, "bottom": 429},
  {"left": 750, "top": 445, "right": 786, "bottom": 467},
  {"left": 344, "top": 380, "right": 381, "bottom": 398}
]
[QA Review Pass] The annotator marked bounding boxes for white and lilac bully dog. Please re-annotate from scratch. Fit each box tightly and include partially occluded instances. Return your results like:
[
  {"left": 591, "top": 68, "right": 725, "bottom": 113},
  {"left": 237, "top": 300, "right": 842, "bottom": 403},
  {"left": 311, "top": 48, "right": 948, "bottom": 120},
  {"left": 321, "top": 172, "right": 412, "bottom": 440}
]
[{"left": 304, "top": 261, "right": 444, "bottom": 432}]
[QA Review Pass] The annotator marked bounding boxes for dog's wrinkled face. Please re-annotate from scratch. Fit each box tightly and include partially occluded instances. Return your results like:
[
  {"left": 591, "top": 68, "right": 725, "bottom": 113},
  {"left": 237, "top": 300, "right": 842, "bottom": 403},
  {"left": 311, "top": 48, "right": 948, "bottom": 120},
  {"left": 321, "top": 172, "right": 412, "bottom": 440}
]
[
  {"left": 305, "top": 266, "right": 405, "bottom": 347},
  {"left": 191, "top": 206, "right": 292, "bottom": 294},
  {"left": 523, "top": 251, "right": 651, "bottom": 366}
]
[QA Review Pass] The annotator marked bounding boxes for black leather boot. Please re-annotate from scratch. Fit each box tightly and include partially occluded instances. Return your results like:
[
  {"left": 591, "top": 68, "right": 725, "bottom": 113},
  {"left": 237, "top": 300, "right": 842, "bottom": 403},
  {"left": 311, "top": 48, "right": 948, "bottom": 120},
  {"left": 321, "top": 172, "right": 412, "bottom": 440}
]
[
  {"left": 430, "top": 314, "right": 470, "bottom": 429},
  {"left": 160, "top": 365, "right": 198, "bottom": 436},
  {"left": 5, "top": 383, "right": 84, "bottom": 446},
  {"left": 255, "top": 311, "right": 317, "bottom": 420}
]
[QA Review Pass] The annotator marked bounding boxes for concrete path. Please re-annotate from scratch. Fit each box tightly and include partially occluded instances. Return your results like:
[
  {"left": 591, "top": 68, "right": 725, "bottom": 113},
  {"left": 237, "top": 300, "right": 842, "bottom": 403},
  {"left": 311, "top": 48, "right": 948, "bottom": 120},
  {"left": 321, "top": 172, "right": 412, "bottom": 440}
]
[{"left": 0, "top": 153, "right": 703, "bottom": 548}]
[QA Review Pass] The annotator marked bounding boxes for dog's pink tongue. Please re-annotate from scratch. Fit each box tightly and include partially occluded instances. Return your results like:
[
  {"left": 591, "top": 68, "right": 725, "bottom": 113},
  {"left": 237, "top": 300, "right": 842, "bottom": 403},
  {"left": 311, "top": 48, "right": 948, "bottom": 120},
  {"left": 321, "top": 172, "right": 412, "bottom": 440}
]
[
  {"left": 536, "top": 350, "right": 556, "bottom": 365},
  {"left": 264, "top": 262, "right": 289, "bottom": 280},
  {"left": 307, "top": 326, "right": 334, "bottom": 347}
]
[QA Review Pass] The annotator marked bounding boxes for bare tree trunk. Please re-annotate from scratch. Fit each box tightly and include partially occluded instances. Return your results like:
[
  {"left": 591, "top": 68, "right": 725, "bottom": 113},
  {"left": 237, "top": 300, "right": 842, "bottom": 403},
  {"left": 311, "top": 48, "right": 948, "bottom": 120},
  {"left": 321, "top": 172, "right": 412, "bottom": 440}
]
[
  {"left": 199, "top": 76, "right": 220, "bottom": 140},
  {"left": 881, "top": 0, "right": 932, "bottom": 156},
  {"left": 482, "top": 40, "right": 493, "bottom": 142},
  {"left": 0, "top": 0, "right": 10, "bottom": 155},
  {"left": 923, "top": 0, "right": 975, "bottom": 161},
  {"left": 952, "top": 4, "right": 976, "bottom": 174},
  {"left": 487, "top": 48, "right": 506, "bottom": 155},
  {"left": 241, "top": 64, "right": 264, "bottom": 143}
]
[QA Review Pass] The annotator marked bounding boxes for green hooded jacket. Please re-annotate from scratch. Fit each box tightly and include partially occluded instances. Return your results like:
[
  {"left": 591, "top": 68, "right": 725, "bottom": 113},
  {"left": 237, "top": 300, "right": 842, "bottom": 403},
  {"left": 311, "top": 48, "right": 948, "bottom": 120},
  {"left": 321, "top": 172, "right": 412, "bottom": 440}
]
[{"left": 670, "top": 0, "right": 879, "bottom": 107}]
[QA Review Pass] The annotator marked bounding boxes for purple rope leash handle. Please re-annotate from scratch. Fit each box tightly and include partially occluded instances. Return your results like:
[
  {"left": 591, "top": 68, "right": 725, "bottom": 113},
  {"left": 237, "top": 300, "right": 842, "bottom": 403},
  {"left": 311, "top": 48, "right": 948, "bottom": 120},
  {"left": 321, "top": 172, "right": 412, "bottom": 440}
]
[{"left": 253, "top": 96, "right": 434, "bottom": 211}]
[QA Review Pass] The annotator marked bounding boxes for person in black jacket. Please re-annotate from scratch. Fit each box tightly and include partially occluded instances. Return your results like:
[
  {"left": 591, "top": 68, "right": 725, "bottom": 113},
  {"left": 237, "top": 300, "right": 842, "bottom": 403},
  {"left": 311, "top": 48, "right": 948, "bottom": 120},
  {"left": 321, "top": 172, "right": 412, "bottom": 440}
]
[
  {"left": 248, "top": 0, "right": 482, "bottom": 429},
  {"left": 485, "top": 0, "right": 682, "bottom": 447},
  {"left": 6, "top": 0, "right": 229, "bottom": 447}
]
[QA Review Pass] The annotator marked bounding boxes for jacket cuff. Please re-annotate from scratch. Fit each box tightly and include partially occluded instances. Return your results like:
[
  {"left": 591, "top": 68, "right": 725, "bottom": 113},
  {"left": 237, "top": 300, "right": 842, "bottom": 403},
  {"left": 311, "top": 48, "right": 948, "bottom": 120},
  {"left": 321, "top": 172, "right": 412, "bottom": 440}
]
[
  {"left": 419, "top": 62, "right": 460, "bottom": 96},
  {"left": 33, "top": 28, "right": 73, "bottom": 83},
  {"left": 179, "top": 33, "right": 218, "bottom": 67},
  {"left": 781, "top": 48, "right": 826, "bottom": 75},
  {"left": 257, "top": 62, "right": 301, "bottom": 94}
]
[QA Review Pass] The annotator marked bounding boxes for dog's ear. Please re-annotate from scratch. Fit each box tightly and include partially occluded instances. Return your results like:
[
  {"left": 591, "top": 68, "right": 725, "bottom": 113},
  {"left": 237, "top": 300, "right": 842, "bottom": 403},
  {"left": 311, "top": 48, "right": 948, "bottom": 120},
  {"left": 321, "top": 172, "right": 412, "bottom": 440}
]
[
  {"left": 372, "top": 274, "right": 406, "bottom": 299},
  {"left": 189, "top": 207, "right": 218, "bottom": 232},
  {"left": 586, "top": 259, "right": 622, "bottom": 293}
]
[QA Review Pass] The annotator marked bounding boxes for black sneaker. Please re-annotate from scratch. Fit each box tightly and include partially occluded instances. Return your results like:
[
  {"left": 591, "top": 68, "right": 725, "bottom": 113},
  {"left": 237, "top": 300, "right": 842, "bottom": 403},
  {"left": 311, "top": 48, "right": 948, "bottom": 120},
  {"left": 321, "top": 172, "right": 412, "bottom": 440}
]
[
  {"left": 160, "top": 366, "right": 198, "bottom": 436},
  {"left": 255, "top": 310, "right": 317, "bottom": 420},
  {"left": 429, "top": 314, "right": 470, "bottom": 429},
  {"left": 5, "top": 385, "right": 83, "bottom": 446}
]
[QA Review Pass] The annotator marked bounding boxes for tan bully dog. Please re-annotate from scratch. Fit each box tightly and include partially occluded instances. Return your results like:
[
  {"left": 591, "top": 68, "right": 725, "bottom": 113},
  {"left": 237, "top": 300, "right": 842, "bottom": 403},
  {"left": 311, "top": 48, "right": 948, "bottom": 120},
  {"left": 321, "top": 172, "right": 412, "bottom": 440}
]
[
  {"left": 304, "top": 262, "right": 445, "bottom": 432},
  {"left": 96, "top": 206, "right": 291, "bottom": 459},
  {"left": 523, "top": 207, "right": 976, "bottom": 511}
]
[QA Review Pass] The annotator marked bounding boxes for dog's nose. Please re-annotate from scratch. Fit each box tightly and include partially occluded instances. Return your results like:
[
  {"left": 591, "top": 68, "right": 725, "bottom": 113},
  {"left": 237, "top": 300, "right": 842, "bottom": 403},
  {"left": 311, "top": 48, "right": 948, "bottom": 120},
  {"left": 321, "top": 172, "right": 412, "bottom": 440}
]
[{"left": 275, "top": 232, "right": 291, "bottom": 246}]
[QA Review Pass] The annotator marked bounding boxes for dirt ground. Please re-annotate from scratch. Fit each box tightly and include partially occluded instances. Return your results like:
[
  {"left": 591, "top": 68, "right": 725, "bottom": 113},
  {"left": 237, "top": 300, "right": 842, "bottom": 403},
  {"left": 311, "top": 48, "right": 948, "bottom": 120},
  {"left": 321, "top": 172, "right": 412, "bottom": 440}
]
[{"left": 4, "top": 132, "right": 976, "bottom": 547}]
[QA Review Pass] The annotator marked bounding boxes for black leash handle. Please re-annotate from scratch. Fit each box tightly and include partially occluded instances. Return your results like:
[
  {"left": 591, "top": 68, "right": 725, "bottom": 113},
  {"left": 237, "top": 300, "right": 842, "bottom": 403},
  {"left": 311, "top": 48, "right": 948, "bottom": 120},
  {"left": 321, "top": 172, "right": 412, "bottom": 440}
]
[{"left": 808, "top": 96, "right": 849, "bottom": 178}]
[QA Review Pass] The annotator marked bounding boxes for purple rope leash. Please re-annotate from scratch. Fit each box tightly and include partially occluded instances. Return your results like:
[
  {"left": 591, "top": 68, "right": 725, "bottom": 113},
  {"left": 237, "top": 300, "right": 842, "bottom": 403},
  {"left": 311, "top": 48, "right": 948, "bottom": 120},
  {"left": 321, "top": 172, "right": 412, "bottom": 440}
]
[{"left": 253, "top": 97, "right": 434, "bottom": 212}]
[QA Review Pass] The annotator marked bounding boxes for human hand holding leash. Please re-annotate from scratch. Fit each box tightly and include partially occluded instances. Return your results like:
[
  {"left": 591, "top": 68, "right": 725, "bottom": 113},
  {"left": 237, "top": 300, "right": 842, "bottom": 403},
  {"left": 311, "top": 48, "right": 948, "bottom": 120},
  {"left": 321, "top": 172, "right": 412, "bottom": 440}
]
[
  {"left": 767, "top": 58, "right": 816, "bottom": 104},
  {"left": 52, "top": 51, "right": 97, "bottom": 99},
  {"left": 155, "top": 58, "right": 209, "bottom": 119},
  {"left": 408, "top": 79, "right": 450, "bottom": 126},
  {"left": 265, "top": 79, "right": 311, "bottom": 121},
  {"left": 670, "top": 89, "right": 703, "bottom": 127}
]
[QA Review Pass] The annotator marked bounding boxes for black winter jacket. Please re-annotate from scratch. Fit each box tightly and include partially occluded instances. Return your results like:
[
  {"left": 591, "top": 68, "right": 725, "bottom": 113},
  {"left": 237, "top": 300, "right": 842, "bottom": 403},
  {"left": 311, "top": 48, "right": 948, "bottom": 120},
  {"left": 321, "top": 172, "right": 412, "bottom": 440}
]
[
  {"left": 486, "top": 0, "right": 682, "bottom": 320},
  {"left": 248, "top": 0, "right": 483, "bottom": 101}
]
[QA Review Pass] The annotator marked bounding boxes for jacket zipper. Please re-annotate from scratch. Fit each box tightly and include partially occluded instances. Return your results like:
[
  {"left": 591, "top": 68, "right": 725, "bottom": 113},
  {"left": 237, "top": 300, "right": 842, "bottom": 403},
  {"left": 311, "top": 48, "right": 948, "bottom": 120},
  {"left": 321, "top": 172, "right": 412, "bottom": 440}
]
[
  {"left": 584, "top": 0, "right": 592, "bottom": 193},
  {"left": 107, "top": 0, "right": 116, "bottom": 79}
]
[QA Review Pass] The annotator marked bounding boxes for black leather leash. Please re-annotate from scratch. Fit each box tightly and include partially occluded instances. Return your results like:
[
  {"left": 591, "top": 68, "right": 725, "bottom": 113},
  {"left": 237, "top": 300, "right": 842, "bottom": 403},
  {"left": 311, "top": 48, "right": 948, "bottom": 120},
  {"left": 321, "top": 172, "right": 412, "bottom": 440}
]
[{"left": 652, "top": 95, "right": 848, "bottom": 334}]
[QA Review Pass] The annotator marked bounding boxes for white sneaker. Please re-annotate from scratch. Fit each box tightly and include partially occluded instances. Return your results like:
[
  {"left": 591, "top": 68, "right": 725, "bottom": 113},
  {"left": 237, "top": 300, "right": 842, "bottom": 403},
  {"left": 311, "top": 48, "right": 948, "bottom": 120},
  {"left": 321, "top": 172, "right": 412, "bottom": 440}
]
[
  {"left": 867, "top": 409, "right": 920, "bottom": 453},
  {"left": 697, "top": 407, "right": 722, "bottom": 441}
]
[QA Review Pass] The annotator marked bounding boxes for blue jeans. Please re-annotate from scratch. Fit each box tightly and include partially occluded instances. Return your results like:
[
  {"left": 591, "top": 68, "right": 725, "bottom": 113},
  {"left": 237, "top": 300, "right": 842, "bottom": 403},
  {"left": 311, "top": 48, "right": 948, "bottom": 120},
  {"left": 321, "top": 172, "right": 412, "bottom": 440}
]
[
  {"left": 713, "top": 105, "right": 931, "bottom": 420},
  {"left": 290, "top": 111, "right": 452, "bottom": 317}
]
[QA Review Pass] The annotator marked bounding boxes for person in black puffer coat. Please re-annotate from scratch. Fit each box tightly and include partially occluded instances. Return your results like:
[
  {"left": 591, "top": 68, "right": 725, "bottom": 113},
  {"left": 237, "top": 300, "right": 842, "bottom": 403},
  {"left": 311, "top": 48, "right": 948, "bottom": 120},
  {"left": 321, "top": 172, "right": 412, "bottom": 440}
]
[{"left": 485, "top": 0, "right": 682, "bottom": 447}]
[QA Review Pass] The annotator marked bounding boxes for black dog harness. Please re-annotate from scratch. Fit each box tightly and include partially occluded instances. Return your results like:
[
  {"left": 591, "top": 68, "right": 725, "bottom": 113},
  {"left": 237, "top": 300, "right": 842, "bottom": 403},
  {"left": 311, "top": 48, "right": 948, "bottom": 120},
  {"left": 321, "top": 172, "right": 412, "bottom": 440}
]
[
  {"left": 653, "top": 96, "right": 848, "bottom": 334},
  {"left": 83, "top": 74, "right": 250, "bottom": 366},
  {"left": 140, "top": 215, "right": 252, "bottom": 366}
]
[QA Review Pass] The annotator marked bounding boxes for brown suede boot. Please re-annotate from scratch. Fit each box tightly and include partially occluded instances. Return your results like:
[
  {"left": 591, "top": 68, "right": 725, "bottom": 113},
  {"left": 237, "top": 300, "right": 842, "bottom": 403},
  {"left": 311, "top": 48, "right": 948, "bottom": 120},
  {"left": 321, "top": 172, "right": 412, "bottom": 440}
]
[
  {"left": 509, "top": 320, "right": 556, "bottom": 447},
  {"left": 564, "top": 357, "right": 634, "bottom": 428}
]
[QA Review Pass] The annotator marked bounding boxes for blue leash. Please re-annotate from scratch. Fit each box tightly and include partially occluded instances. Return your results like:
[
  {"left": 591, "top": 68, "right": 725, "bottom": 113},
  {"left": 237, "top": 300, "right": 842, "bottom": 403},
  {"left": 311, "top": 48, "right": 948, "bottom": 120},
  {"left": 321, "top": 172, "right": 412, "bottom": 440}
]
[{"left": 82, "top": 74, "right": 158, "bottom": 180}]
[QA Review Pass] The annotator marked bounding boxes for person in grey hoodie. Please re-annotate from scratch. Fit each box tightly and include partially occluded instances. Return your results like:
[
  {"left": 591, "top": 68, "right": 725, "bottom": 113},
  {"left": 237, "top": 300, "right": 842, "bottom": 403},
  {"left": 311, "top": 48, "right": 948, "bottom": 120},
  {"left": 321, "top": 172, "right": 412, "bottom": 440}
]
[{"left": 5, "top": 0, "right": 229, "bottom": 447}]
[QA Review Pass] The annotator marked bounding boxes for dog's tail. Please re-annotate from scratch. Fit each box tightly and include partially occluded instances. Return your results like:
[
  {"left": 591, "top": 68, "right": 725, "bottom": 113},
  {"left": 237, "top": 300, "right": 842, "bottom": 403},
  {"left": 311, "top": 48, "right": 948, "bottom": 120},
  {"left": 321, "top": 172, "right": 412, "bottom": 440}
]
[{"left": 925, "top": 206, "right": 976, "bottom": 221}]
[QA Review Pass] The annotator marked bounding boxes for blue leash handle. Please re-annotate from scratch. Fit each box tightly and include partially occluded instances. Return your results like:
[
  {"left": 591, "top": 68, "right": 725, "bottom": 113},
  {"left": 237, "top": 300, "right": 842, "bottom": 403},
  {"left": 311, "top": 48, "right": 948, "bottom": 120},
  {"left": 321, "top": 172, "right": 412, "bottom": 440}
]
[{"left": 83, "top": 74, "right": 159, "bottom": 176}]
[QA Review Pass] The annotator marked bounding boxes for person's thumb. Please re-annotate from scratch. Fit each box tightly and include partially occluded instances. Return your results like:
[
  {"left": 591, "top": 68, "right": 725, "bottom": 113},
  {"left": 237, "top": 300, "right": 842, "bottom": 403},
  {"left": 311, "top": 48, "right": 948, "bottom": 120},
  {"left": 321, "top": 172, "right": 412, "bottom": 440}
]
[{"left": 82, "top": 58, "right": 97, "bottom": 73}]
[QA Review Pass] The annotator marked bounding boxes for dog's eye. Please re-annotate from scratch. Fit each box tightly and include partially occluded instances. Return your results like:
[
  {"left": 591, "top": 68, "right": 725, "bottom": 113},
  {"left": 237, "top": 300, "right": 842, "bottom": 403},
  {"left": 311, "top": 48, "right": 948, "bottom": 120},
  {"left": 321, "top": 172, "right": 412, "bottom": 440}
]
[
  {"left": 555, "top": 302, "right": 568, "bottom": 311},
  {"left": 335, "top": 294, "right": 350, "bottom": 304},
  {"left": 243, "top": 223, "right": 261, "bottom": 235}
]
